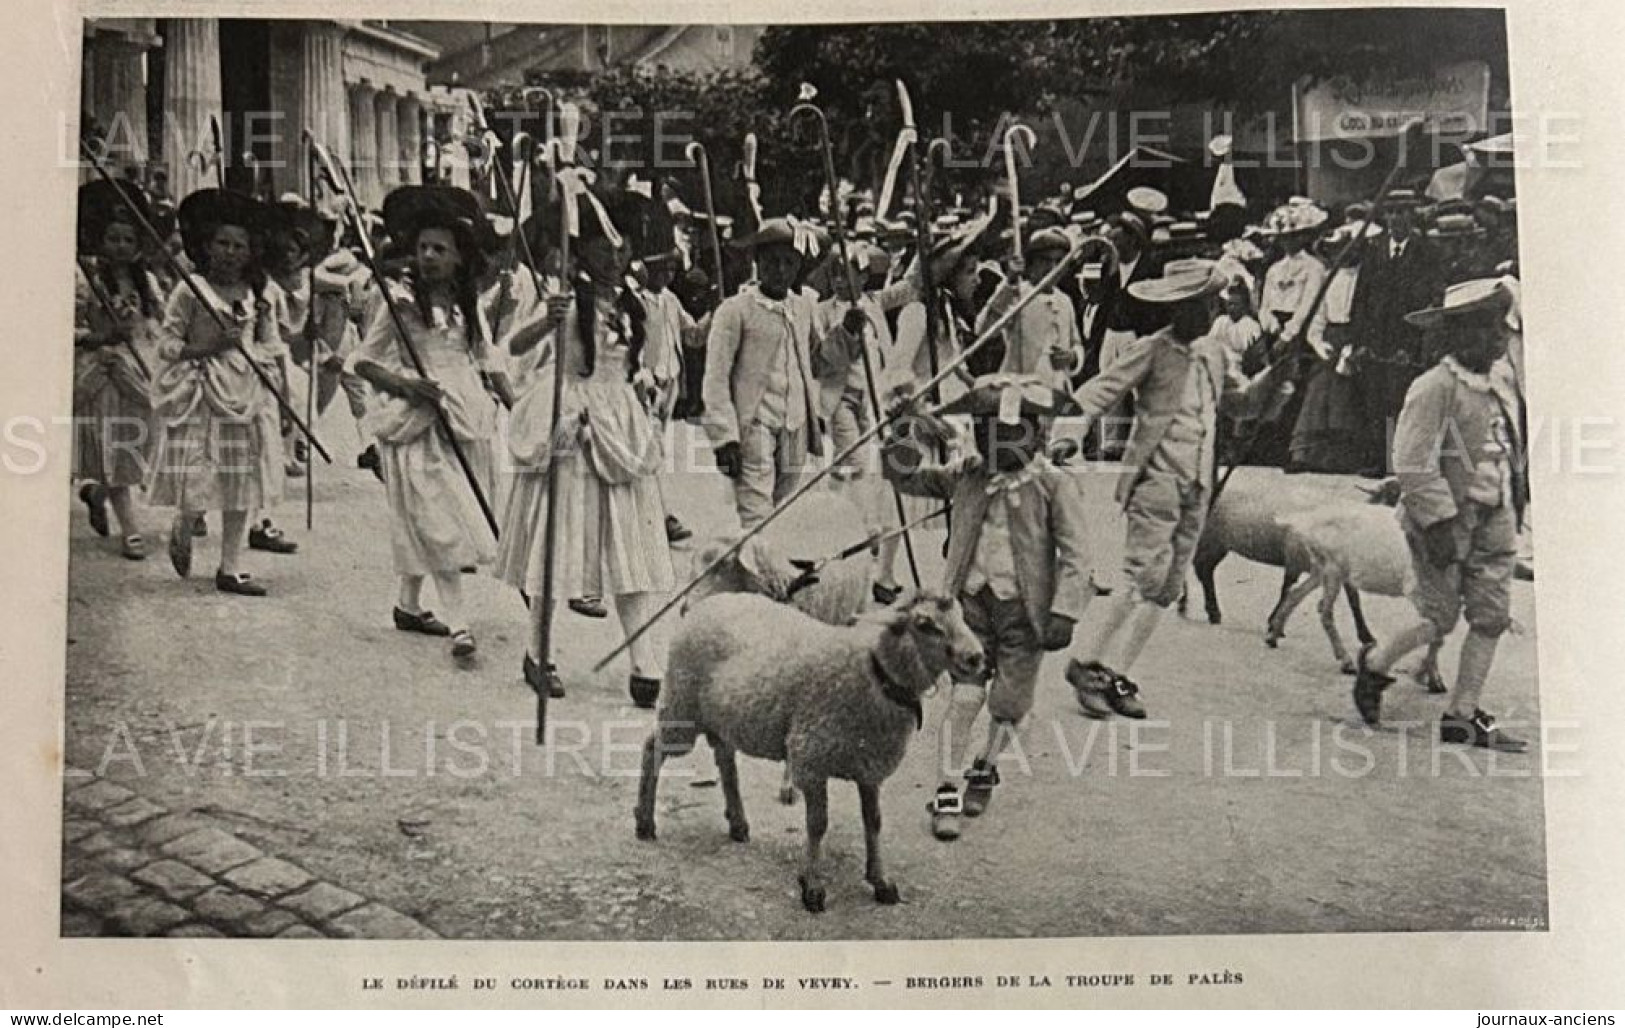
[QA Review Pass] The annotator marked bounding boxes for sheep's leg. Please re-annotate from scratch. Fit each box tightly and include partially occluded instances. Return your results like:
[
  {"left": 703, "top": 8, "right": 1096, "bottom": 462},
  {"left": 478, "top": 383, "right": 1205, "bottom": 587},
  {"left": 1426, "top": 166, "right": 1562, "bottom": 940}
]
[
  {"left": 709, "top": 733, "right": 750, "bottom": 843},
  {"left": 798, "top": 778, "right": 830, "bottom": 914},
  {"left": 634, "top": 722, "right": 698, "bottom": 841},
  {"left": 858, "top": 782, "right": 900, "bottom": 905},
  {"left": 778, "top": 765, "right": 797, "bottom": 806},
  {"left": 1194, "top": 548, "right": 1224, "bottom": 625},
  {"left": 1344, "top": 584, "right": 1376, "bottom": 647},
  {"left": 1266, "top": 572, "right": 1318, "bottom": 648},
  {"left": 1318, "top": 572, "right": 1355, "bottom": 674}
]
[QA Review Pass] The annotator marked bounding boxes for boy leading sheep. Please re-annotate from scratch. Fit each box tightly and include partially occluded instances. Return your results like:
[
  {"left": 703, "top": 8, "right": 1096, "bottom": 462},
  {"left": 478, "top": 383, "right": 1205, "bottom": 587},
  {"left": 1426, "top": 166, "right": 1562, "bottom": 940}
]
[{"left": 882, "top": 373, "right": 1092, "bottom": 841}]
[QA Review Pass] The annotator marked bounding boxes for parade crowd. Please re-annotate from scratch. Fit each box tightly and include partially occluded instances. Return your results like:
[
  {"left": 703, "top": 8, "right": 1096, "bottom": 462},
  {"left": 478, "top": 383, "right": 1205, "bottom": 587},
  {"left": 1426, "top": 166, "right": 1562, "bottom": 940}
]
[{"left": 70, "top": 113, "right": 1532, "bottom": 845}]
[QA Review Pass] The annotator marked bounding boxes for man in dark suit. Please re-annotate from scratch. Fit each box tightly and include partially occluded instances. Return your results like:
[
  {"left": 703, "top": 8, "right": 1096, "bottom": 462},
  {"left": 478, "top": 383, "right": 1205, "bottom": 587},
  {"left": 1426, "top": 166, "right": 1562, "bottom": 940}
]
[{"left": 1349, "top": 189, "right": 1444, "bottom": 473}]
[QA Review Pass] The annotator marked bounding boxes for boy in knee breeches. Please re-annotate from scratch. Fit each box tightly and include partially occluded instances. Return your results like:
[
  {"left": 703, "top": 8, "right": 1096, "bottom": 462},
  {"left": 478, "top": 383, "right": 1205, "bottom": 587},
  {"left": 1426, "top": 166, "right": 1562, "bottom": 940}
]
[
  {"left": 1353, "top": 279, "right": 1529, "bottom": 751},
  {"left": 883, "top": 374, "right": 1091, "bottom": 840},
  {"left": 1056, "top": 259, "right": 1284, "bottom": 720}
]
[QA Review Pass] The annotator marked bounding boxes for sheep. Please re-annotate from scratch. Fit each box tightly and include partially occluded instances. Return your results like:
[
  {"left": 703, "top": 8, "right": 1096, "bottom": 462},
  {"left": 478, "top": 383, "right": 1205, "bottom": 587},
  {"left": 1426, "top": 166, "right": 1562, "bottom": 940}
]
[
  {"left": 1184, "top": 468, "right": 1385, "bottom": 646},
  {"left": 681, "top": 487, "right": 876, "bottom": 628},
  {"left": 682, "top": 487, "right": 881, "bottom": 806},
  {"left": 634, "top": 591, "right": 985, "bottom": 913},
  {"left": 1270, "top": 502, "right": 1445, "bottom": 691}
]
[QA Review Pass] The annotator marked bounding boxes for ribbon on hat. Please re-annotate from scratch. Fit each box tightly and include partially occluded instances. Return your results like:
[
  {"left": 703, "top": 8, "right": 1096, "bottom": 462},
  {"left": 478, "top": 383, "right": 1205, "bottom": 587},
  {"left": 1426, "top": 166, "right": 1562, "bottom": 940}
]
[
  {"left": 782, "top": 215, "right": 822, "bottom": 259},
  {"left": 556, "top": 166, "right": 624, "bottom": 248}
]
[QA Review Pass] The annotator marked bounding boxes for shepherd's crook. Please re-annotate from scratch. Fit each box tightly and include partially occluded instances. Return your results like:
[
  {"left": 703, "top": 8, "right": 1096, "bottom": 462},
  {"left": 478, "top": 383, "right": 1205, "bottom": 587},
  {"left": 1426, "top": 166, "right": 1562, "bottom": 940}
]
[
  {"left": 685, "top": 141, "right": 729, "bottom": 303},
  {"left": 790, "top": 95, "right": 922, "bottom": 591}
]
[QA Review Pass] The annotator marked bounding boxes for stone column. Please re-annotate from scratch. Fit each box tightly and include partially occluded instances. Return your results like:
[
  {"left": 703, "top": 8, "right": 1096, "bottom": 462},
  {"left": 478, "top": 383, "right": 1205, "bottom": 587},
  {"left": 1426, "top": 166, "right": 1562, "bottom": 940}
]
[
  {"left": 297, "top": 22, "right": 348, "bottom": 196},
  {"left": 374, "top": 87, "right": 400, "bottom": 195},
  {"left": 397, "top": 95, "right": 422, "bottom": 186},
  {"left": 161, "top": 18, "right": 224, "bottom": 199},
  {"left": 348, "top": 81, "right": 378, "bottom": 209}
]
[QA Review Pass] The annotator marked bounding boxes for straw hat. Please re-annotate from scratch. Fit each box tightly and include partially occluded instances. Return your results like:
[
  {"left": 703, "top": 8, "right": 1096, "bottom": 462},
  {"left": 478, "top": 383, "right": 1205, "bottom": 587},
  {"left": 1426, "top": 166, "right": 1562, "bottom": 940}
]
[
  {"left": 1127, "top": 257, "right": 1228, "bottom": 304},
  {"left": 1403, "top": 278, "right": 1513, "bottom": 328}
]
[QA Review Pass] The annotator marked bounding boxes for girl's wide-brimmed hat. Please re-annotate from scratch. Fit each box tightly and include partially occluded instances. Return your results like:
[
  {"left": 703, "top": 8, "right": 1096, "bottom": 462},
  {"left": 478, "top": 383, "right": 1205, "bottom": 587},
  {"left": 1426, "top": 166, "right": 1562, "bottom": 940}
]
[
  {"left": 78, "top": 179, "right": 153, "bottom": 251},
  {"left": 383, "top": 185, "right": 493, "bottom": 250},
  {"left": 1127, "top": 257, "right": 1229, "bottom": 305},
  {"left": 177, "top": 188, "right": 272, "bottom": 267},
  {"left": 382, "top": 185, "right": 495, "bottom": 276},
  {"left": 1261, "top": 201, "right": 1330, "bottom": 238},
  {"left": 1403, "top": 278, "right": 1513, "bottom": 329}
]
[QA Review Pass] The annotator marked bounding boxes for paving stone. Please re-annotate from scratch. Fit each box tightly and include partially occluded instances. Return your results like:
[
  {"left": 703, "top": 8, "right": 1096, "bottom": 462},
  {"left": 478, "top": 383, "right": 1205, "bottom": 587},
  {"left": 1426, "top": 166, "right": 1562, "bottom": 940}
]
[
  {"left": 76, "top": 831, "right": 119, "bottom": 856},
  {"left": 108, "top": 895, "right": 191, "bottom": 937},
  {"left": 159, "top": 828, "right": 260, "bottom": 874},
  {"left": 327, "top": 904, "right": 439, "bottom": 940},
  {"left": 63, "top": 871, "right": 141, "bottom": 910},
  {"left": 242, "top": 907, "right": 301, "bottom": 938},
  {"left": 221, "top": 856, "right": 313, "bottom": 899},
  {"left": 64, "top": 819, "right": 99, "bottom": 843},
  {"left": 274, "top": 924, "right": 326, "bottom": 939},
  {"left": 60, "top": 908, "right": 106, "bottom": 937},
  {"left": 66, "top": 780, "right": 135, "bottom": 812},
  {"left": 133, "top": 860, "right": 216, "bottom": 902},
  {"left": 166, "top": 924, "right": 227, "bottom": 938},
  {"left": 192, "top": 886, "right": 268, "bottom": 929},
  {"left": 279, "top": 881, "right": 365, "bottom": 922},
  {"left": 137, "top": 813, "right": 218, "bottom": 847},
  {"left": 94, "top": 847, "right": 153, "bottom": 874},
  {"left": 103, "top": 797, "right": 166, "bottom": 828}
]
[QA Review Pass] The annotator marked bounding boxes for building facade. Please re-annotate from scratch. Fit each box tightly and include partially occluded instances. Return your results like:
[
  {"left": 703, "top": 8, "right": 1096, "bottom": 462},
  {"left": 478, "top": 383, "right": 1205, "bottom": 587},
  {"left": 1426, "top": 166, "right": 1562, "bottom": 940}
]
[{"left": 81, "top": 18, "right": 474, "bottom": 208}]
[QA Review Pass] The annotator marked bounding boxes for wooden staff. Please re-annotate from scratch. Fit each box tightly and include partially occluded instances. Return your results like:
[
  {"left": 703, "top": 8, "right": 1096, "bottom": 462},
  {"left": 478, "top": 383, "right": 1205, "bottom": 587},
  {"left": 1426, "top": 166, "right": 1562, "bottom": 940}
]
[
  {"left": 80, "top": 138, "right": 333, "bottom": 464},
  {"left": 303, "top": 142, "right": 319, "bottom": 531},
  {"left": 790, "top": 96, "right": 922, "bottom": 590},
  {"left": 685, "top": 140, "right": 728, "bottom": 304},
  {"left": 306, "top": 134, "right": 495, "bottom": 531},
  {"left": 594, "top": 238, "right": 1092, "bottom": 673},
  {"left": 528, "top": 101, "right": 587, "bottom": 743}
]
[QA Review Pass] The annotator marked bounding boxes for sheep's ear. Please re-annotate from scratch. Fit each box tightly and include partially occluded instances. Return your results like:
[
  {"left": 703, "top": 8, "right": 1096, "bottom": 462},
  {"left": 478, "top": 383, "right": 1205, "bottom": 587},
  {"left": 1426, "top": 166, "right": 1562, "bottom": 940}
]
[
  {"left": 736, "top": 537, "right": 771, "bottom": 580},
  {"left": 696, "top": 536, "right": 741, "bottom": 574}
]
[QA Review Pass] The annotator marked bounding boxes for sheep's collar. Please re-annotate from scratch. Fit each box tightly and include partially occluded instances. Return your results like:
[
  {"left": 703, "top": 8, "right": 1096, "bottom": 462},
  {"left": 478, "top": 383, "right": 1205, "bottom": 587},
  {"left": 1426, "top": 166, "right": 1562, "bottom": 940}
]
[{"left": 870, "top": 654, "right": 923, "bottom": 730}]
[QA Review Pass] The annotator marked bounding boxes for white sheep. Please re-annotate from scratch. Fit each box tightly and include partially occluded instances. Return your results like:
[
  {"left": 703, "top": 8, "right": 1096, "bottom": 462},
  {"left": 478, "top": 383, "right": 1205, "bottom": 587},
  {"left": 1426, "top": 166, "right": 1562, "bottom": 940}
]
[
  {"left": 1185, "top": 468, "right": 1386, "bottom": 650},
  {"left": 1270, "top": 502, "right": 1445, "bottom": 690},
  {"left": 682, "top": 487, "right": 877, "bottom": 628},
  {"left": 634, "top": 591, "right": 985, "bottom": 913},
  {"left": 682, "top": 487, "right": 882, "bottom": 806}
]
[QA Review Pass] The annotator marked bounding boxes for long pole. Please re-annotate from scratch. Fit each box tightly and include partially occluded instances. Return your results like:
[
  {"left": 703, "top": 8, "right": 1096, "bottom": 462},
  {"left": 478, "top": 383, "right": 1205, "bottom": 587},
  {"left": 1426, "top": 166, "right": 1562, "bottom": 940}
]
[
  {"left": 530, "top": 102, "right": 585, "bottom": 743},
  {"left": 686, "top": 141, "right": 728, "bottom": 304},
  {"left": 790, "top": 100, "right": 921, "bottom": 590},
  {"left": 303, "top": 142, "right": 319, "bottom": 531},
  {"left": 306, "top": 134, "right": 498, "bottom": 534},
  {"left": 594, "top": 239, "right": 1091, "bottom": 672},
  {"left": 80, "top": 138, "right": 333, "bottom": 464}
]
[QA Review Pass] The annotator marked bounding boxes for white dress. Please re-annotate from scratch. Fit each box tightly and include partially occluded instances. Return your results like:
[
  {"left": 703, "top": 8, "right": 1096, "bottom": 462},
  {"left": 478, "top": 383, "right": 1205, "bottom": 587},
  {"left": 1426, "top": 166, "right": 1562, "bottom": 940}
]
[
  {"left": 494, "top": 296, "right": 675, "bottom": 598},
  {"left": 351, "top": 284, "right": 500, "bottom": 576}
]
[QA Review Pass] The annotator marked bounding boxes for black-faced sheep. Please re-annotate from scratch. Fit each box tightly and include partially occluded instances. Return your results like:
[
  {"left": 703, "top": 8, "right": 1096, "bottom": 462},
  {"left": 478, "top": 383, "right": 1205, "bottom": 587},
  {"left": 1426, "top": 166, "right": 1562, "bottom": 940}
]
[{"left": 634, "top": 591, "right": 984, "bottom": 913}]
